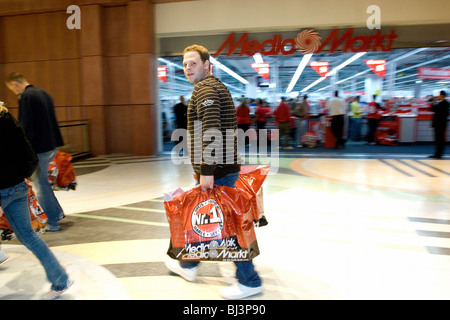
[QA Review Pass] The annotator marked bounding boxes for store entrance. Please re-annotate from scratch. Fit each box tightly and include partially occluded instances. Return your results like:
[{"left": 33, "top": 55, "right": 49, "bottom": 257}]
[{"left": 157, "top": 46, "right": 450, "bottom": 152}]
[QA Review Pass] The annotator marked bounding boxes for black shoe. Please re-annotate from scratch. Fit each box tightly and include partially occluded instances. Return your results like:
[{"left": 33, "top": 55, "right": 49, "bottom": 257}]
[{"left": 428, "top": 155, "right": 442, "bottom": 159}]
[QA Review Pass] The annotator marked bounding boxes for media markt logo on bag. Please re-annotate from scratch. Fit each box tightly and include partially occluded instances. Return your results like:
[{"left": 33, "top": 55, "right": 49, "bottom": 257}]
[{"left": 191, "top": 199, "right": 224, "bottom": 238}]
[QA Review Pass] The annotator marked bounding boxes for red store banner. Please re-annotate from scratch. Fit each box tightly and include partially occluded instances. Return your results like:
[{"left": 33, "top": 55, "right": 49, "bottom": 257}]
[
  {"left": 365, "top": 59, "right": 386, "bottom": 78},
  {"left": 417, "top": 67, "right": 450, "bottom": 80},
  {"left": 214, "top": 28, "right": 398, "bottom": 57},
  {"left": 158, "top": 66, "right": 167, "bottom": 82},
  {"left": 309, "top": 61, "right": 329, "bottom": 77},
  {"left": 251, "top": 62, "right": 270, "bottom": 79}
]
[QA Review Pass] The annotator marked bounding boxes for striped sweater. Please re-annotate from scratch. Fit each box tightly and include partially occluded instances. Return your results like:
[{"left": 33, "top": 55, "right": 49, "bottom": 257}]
[{"left": 187, "top": 76, "right": 241, "bottom": 180}]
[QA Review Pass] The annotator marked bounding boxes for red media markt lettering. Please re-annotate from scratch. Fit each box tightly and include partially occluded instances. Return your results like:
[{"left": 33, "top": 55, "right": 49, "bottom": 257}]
[{"left": 214, "top": 28, "right": 398, "bottom": 57}]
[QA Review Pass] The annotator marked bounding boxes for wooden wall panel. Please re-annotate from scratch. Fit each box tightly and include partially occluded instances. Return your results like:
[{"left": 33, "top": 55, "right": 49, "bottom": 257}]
[
  {"left": 103, "top": 5, "right": 128, "bottom": 57},
  {"left": 79, "top": 5, "right": 103, "bottom": 56},
  {"left": 47, "top": 11, "right": 79, "bottom": 60},
  {"left": 106, "top": 104, "right": 133, "bottom": 154},
  {"left": 128, "top": 0, "right": 151, "bottom": 54},
  {"left": 61, "top": 59, "right": 82, "bottom": 107},
  {"left": 129, "top": 53, "right": 151, "bottom": 105},
  {"left": 104, "top": 56, "right": 129, "bottom": 105},
  {"left": 1, "top": 0, "right": 158, "bottom": 156},
  {"left": 131, "top": 104, "right": 154, "bottom": 154},
  {"left": 85, "top": 106, "right": 107, "bottom": 155}
]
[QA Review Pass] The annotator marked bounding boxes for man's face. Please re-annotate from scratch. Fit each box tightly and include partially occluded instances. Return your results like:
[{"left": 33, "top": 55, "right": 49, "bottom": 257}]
[{"left": 183, "top": 51, "right": 210, "bottom": 84}]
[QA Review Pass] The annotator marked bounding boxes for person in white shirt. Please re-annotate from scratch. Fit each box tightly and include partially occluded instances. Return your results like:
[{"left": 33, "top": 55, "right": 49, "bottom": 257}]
[{"left": 327, "top": 91, "right": 346, "bottom": 149}]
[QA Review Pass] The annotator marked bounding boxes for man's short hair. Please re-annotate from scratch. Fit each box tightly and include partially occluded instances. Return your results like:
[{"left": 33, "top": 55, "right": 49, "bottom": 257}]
[
  {"left": 183, "top": 44, "right": 210, "bottom": 63},
  {"left": 5, "top": 72, "right": 27, "bottom": 84}
]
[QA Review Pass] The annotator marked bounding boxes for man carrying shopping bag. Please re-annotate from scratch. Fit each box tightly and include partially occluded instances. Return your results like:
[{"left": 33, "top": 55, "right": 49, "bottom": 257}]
[{"left": 165, "top": 44, "right": 263, "bottom": 299}]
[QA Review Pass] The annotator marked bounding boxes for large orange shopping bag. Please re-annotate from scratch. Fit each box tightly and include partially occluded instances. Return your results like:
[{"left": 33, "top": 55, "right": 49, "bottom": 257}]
[
  {"left": 193, "top": 165, "right": 270, "bottom": 226},
  {"left": 164, "top": 185, "right": 259, "bottom": 262},
  {"left": 0, "top": 182, "right": 47, "bottom": 240},
  {"left": 48, "top": 151, "right": 77, "bottom": 191}
]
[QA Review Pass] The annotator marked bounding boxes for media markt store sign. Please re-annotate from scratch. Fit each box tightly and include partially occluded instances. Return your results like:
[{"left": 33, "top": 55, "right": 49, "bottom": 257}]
[
  {"left": 159, "top": 23, "right": 449, "bottom": 97},
  {"left": 214, "top": 28, "right": 399, "bottom": 56}
]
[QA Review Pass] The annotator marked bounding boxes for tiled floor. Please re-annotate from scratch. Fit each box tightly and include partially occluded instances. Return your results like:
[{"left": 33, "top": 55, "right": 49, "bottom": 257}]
[{"left": 1, "top": 144, "right": 449, "bottom": 300}]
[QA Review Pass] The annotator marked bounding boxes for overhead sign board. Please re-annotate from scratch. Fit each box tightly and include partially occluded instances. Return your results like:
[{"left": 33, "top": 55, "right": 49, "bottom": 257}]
[
  {"left": 417, "top": 67, "right": 450, "bottom": 80},
  {"left": 158, "top": 66, "right": 167, "bottom": 82},
  {"left": 365, "top": 59, "right": 386, "bottom": 77},
  {"left": 215, "top": 28, "right": 398, "bottom": 57},
  {"left": 251, "top": 62, "right": 270, "bottom": 79},
  {"left": 309, "top": 61, "right": 329, "bottom": 77}
]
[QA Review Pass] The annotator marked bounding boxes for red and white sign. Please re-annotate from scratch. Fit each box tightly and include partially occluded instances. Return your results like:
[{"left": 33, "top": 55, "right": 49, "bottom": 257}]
[
  {"left": 251, "top": 62, "right": 270, "bottom": 79},
  {"left": 418, "top": 67, "right": 450, "bottom": 80},
  {"left": 365, "top": 59, "right": 386, "bottom": 77},
  {"left": 158, "top": 66, "right": 167, "bottom": 82},
  {"left": 309, "top": 61, "right": 329, "bottom": 77},
  {"left": 214, "top": 28, "right": 398, "bottom": 57}
]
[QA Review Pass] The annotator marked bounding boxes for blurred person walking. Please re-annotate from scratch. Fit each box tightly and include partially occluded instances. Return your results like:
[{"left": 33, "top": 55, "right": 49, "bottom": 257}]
[
  {"left": 165, "top": 44, "right": 263, "bottom": 300},
  {"left": 429, "top": 90, "right": 449, "bottom": 159},
  {"left": 274, "top": 97, "right": 293, "bottom": 149},
  {"left": 349, "top": 96, "right": 362, "bottom": 141},
  {"left": 327, "top": 91, "right": 346, "bottom": 149},
  {"left": 294, "top": 94, "right": 309, "bottom": 147},
  {"left": 173, "top": 95, "right": 188, "bottom": 155},
  {"left": 173, "top": 95, "right": 188, "bottom": 130},
  {"left": 0, "top": 104, "right": 73, "bottom": 299},
  {"left": 366, "top": 94, "right": 383, "bottom": 144},
  {"left": 236, "top": 98, "right": 252, "bottom": 145},
  {"left": 254, "top": 99, "right": 271, "bottom": 131},
  {"left": 6, "top": 73, "right": 65, "bottom": 231}
]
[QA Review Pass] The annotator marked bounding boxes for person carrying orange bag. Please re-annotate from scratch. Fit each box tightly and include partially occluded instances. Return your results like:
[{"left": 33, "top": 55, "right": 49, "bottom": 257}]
[{"left": 164, "top": 44, "right": 263, "bottom": 299}]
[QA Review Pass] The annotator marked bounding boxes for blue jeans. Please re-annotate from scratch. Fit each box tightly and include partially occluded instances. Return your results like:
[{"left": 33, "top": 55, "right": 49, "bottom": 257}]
[
  {"left": 180, "top": 172, "right": 262, "bottom": 288},
  {"left": 0, "top": 181, "right": 69, "bottom": 290},
  {"left": 350, "top": 118, "right": 362, "bottom": 140},
  {"left": 32, "top": 149, "right": 64, "bottom": 229}
]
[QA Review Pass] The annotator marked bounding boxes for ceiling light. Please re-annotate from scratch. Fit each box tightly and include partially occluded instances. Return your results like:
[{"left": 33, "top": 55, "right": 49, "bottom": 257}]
[
  {"left": 157, "top": 57, "right": 183, "bottom": 69},
  {"left": 300, "top": 52, "right": 367, "bottom": 92},
  {"left": 301, "top": 76, "right": 326, "bottom": 92},
  {"left": 396, "top": 54, "right": 450, "bottom": 73},
  {"left": 326, "top": 52, "right": 367, "bottom": 76},
  {"left": 286, "top": 53, "right": 313, "bottom": 93},
  {"left": 210, "top": 56, "right": 249, "bottom": 85},
  {"left": 335, "top": 69, "right": 370, "bottom": 84},
  {"left": 391, "top": 47, "right": 427, "bottom": 62},
  {"left": 253, "top": 53, "right": 264, "bottom": 64}
]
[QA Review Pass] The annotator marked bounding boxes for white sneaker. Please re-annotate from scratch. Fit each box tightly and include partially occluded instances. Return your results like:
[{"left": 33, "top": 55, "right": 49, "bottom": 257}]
[
  {"left": 165, "top": 259, "right": 197, "bottom": 282},
  {"left": 0, "top": 249, "right": 7, "bottom": 265},
  {"left": 44, "top": 278, "right": 73, "bottom": 300},
  {"left": 221, "top": 283, "right": 263, "bottom": 300},
  {"left": 43, "top": 265, "right": 80, "bottom": 300}
]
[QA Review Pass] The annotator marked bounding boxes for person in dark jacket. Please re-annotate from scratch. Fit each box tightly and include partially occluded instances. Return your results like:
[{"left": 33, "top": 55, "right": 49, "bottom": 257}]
[
  {"left": 0, "top": 105, "right": 73, "bottom": 299},
  {"left": 173, "top": 95, "right": 188, "bottom": 130},
  {"left": 6, "top": 72, "right": 65, "bottom": 231},
  {"left": 429, "top": 90, "right": 449, "bottom": 159}
]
